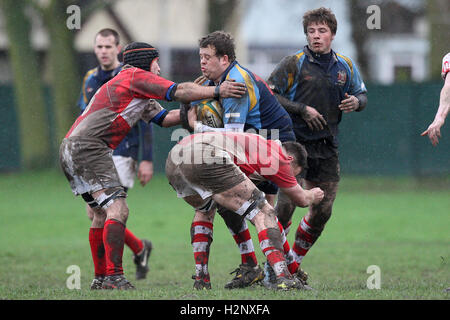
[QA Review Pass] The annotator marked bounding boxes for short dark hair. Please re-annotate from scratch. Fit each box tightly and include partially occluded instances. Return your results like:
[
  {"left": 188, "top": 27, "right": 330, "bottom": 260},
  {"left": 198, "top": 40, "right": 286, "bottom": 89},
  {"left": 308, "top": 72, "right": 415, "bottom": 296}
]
[
  {"left": 199, "top": 31, "right": 236, "bottom": 62},
  {"left": 282, "top": 141, "right": 308, "bottom": 169},
  {"left": 302, "top": 7, "right": 337, "bottom": 35},
  {"left": 96, "top": 28, "right": 120, "bottom": 45}
]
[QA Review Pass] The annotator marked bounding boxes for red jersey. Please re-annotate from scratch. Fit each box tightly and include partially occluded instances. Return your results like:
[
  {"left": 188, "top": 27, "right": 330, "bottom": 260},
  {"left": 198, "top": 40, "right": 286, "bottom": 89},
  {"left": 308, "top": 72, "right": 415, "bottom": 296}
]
[
  {"left": 178, "top": 132, "right": 298, "bottom": 188},
  {"left": 66, "top": 66, "right": 175, "bottom": 149}
]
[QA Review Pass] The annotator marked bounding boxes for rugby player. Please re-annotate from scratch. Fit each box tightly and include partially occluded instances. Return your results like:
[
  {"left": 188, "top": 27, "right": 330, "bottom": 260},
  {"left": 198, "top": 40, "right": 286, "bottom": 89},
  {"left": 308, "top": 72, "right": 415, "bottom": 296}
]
[
  {"left": 421, "top": 52, "right": 450, "bottom": 146},
  {"left": 165, "top": 131, "right": 324, "bottom": 290},
  {"left": 267, "top": 7, "right": 368, "bottom": 286},
  {"left": 78, "top": 29, "right": 154, "bottom": 285},
  {"left": 181, "top": 31, "right": 300, "bottom": 289},
  {"left": 60, "top": 41, "right": 246, "bottom": 290}
]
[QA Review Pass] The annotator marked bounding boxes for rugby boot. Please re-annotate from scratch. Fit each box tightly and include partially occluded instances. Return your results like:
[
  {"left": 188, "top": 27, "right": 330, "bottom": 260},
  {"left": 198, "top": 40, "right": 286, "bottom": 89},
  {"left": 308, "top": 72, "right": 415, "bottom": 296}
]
[
  {"left": 274, "top": 276, "right": 304, "bottom": 291},
  {"left": 262, "top": 262, "right": 306, "bottom": 290},
  {"left": 261, "top": 262, "right": 277, "bottom": 289},
  {"left": 192, "top": 274, "right": 211, "bottom": 290},
  {"left": 295, "top": 267, "right": 313, "bottom": 290},
  {"left": 89, "top": 276, "right": 104, "bottom": 290},
  {"left": 224, "top": 264, "right": 264, "bottom": 289},
  {"left": 101, "top": 275, "right": 135, "bottom": 290},
  {"left": 133, "top": 239, "right": 153, "bottom": 280}
]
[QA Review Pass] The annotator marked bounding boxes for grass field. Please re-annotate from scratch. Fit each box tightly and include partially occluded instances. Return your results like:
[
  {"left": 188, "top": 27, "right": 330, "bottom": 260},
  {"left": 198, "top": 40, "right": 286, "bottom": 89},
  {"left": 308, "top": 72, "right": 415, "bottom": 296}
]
[{"left": 0, "top": 169, "right": 449, "bottom": 302}]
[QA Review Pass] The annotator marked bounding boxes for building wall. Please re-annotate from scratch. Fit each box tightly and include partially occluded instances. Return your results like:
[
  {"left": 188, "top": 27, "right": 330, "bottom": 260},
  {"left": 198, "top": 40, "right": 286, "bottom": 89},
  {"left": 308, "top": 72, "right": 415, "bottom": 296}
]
[{"left": 75, "top": 0, "right": 208, "bottom": 51}]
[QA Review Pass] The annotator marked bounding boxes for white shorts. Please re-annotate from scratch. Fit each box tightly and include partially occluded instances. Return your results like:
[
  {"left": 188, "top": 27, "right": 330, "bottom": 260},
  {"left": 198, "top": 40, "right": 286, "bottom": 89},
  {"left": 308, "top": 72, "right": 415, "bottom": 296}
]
[{"left": 112, "top": 155, "right": 137, "bottom": 189}]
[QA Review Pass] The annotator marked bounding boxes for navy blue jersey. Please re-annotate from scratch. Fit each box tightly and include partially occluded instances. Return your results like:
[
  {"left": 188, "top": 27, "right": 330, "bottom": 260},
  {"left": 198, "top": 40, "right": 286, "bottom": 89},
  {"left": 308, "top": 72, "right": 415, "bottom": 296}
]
[
  {"left": 77, "top": 64, "right": 153, "bottom": 161},
  {"left": 268, "top": 46, "right": 367, "bottom": 144},
  {"left": 202, "top": 61, "right": 295, "bottom": 142}
]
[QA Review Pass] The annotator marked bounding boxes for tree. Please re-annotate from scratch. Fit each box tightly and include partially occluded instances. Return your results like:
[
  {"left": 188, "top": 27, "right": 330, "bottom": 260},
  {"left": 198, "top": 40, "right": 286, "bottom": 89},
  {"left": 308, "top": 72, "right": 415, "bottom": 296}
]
[
  {"left": 1, "top": 0, "right": 52, "bottom": 169},
  {"left": 427, "top": 0, "right": 450, "bottom": 79},
  {"left": 40, "top": 0, "right": 81, "bottom": 149}
]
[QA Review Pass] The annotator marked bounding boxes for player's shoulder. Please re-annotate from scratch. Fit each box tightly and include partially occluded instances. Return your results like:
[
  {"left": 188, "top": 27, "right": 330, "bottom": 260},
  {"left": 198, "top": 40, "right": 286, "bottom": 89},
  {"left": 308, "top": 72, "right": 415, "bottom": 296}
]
[
  {"left": 82, "top": 67, "right": 98, "bottom": 82},
  {"left": 282, "top": 49, "right": 306, "bottom": 66},
  {"left": 226, "top": 62, "right": 248, "bottom": 82},
  {"left": 274, "top": 50, "right": 306, "bottom": 73},
  {"left": 335, "top": 52, "right": 355, "bottom": 71}
]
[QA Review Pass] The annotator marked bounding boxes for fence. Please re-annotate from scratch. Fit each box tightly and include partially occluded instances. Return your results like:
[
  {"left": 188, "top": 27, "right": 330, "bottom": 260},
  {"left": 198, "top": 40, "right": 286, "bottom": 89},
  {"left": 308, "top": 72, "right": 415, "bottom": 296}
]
[{"left": 0, "top": 82, "right": 448, "bottom": 176}]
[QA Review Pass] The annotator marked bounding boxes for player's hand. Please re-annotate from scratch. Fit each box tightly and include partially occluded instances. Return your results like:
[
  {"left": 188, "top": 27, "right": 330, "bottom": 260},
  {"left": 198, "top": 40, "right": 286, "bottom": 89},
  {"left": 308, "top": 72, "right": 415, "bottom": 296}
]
[
  {"left": 219, "top": 79, "right": 246, "bottom": 98},
  {"left": 421, "top": 118, "right": 444, "bottom": 146},
  {"left": 194, "top": 75, "right": 208, "bottom": 85},
  {"left": 303, "top": 106, "right": 327, "bottom": 131},
  {"left": 310, "top": 187, "right": 324, "bottom": 205},
  {"left": 338, "top": 93, "right": 359, "bottom": 113},
  {"left": 188, "top": 106, "right": 198, "bottom": 131},
  {"left": 137, "top": 160, "right": 153, "bottom": 186}
]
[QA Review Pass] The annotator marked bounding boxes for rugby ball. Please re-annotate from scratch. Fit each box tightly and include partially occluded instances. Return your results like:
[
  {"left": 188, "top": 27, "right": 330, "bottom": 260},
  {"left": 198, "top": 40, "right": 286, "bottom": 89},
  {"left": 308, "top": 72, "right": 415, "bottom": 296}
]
[{"left": 194, "top": 99, "right": 223, "bottom": 128}]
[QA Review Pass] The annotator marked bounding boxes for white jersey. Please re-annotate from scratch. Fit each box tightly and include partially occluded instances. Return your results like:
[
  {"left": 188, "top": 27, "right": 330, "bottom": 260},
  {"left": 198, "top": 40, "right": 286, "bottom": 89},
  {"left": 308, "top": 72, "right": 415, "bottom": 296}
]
[{"left": 442, "top": 52, "right": 450, "bottom": 80}]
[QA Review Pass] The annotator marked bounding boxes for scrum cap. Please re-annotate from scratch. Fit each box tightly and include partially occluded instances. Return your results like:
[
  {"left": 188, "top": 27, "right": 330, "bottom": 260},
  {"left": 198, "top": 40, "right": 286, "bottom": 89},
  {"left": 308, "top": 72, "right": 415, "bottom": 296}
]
[{"left": 123, "top": 42, "right": 159, "bottom": 72}]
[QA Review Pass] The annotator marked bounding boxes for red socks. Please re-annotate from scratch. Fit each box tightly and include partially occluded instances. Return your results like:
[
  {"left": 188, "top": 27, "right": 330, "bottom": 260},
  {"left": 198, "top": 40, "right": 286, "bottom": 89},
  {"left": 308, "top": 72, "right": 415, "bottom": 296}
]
[
  {"left": 191, "top": 221, "right": 213, "bottom": 282},
  {"left": 276, "top": 220, "right": 299, "bottom": 275},
  {"left": 292, "top": 217, "right": 321, "bottom": 265},
  {"left": 89, "top": 228, "right": 106, "bottom": 277},
  {"left": 124, "top": 228, "right": 144, "bottom": 255},
  {"left": 258, "top": 228, "right": 289, "bottom": 278},
  {"left": 229, "top": 221, "right": 258, "bottom": 267},
  {"left": 103, "top": 219, "right": 125, "bottom": 276},
  {"left": 89, "top": 221, "right": 142, "bottom": 278}
]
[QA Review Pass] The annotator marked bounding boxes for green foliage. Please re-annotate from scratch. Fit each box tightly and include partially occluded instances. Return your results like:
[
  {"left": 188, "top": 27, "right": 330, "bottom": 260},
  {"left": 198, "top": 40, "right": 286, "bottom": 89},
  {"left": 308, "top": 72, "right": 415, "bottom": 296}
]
[{"left": 0, "top": 171, "right": 449, "bottom": 300}]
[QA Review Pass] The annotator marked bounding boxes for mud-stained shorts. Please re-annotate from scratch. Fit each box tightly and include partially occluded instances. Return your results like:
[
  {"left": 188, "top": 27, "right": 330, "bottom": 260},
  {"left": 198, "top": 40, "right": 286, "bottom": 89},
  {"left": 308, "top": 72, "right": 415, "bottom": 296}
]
[
  {"left": 165, "top": 144, "right": 246, "bottom": 199},
  {"left": 59, "top": 137, "right": 123, "bottom": 195},
  {"left": 297, "top": 138, "right": 340, "bottom": 183}
]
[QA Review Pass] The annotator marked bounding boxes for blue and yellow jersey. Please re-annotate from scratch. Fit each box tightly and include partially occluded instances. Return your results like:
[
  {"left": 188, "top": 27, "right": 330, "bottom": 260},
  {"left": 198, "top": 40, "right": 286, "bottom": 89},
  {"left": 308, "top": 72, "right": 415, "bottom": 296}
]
[
  {"left": 77, "top": 64, "right": 153, "bottom": 161},
  {"left": 268, "top": 46, "right": 367, "bottom": 142},
  {"left": 215, "top": 61, "right": 295, "bottom": 142}
]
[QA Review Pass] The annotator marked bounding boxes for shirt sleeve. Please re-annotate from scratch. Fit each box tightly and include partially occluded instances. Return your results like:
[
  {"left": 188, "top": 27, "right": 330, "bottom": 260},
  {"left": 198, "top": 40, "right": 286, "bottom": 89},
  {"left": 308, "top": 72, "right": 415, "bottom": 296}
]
[
  {"left": 442, "top": 53, "right": 450, "bottom": 80},
  {"left": 347, "top": 58, "right": 367, "bottom": 96},
  {"left": 141, "top": 99, "right": 169, "bottom": 127},
  {"left": 77, "top": 72, "right": 91, "bottom": 112},
  {"left": 138, "top": 120, "right": 153, "bottom": 161},
  {"left": 267, "top": 55, "right": 300, "bottom": 101},
  {"left": 130, "top": 68, "right": 176, "bottom": 100},
  {"left": 77, "top": 88, "right": 87, "bottom": 113},
  {"left": 222, "top": 69, "right": 250, "bottom": 125}
]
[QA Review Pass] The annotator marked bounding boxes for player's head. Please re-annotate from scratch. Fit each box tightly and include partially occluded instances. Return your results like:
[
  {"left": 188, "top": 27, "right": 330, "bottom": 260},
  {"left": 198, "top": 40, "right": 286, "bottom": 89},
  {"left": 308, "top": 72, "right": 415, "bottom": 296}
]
[
  {"left": 303, "top": 7, "right": 337, "bottom": 54},
  {"left": 282, "top": 141, "right": 308, "bottom": 176},
  {"left": 94, "top": 28, "right": 121, "bottom": 70},
  {"left": 123, "top": 42, "right": 160, "bottom": 75},
  {"left": 198, "top": 31, "right": 236, "bottom": 82}
]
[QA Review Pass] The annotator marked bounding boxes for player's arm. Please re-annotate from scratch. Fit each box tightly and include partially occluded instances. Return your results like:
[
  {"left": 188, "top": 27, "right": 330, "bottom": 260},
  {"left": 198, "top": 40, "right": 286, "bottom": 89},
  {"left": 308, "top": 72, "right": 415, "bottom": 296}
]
[
  {"left": 269, "top": 56, "right": 327, "bottom": 131},
  {"left": 137, "top": 121, "right": 154, "bottom": 186},
  {"left": 279, "top": 184, "right": 324, "bottom": 208},
  {"left": 132, "top": 68, "right": 246, "bottom": 103},
  {"left": 268, "top": 55, "right": 306, "bottom": 116},
  {"left": 273, "top": 93, "right": 327, "bottom": 131},
  {"left": 338, "top": 92, "right": 367, "bottom": 113},
  {"left": 421, "top": 74, "right": 450, "bottom": 146},
  {"left": 172, "top": 80, "right": 246, "bottom": 103},
  {"left": 339, "top": 59, "right": 368, "bottom": 113}
]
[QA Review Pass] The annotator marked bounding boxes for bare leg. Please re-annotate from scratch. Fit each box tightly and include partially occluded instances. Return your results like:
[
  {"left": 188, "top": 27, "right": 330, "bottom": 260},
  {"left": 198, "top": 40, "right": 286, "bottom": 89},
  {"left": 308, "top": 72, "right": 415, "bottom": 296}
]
[
  {"left": 292, "top": 180, "right": 338, "bottom": 265},
  {"left": 303, "top": 180, "right": 338, "bottom": 230},
  {"left": 211, "top": 178, "right": 291, "bottom": 279}
]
